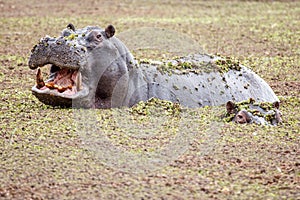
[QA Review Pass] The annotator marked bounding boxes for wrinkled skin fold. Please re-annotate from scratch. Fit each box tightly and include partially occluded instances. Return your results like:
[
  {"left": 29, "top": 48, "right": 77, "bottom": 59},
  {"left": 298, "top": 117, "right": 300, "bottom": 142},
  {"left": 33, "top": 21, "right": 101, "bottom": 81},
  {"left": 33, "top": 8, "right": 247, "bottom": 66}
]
[{"left": 28, "top": 24, "right": 279, "bottom": 109}]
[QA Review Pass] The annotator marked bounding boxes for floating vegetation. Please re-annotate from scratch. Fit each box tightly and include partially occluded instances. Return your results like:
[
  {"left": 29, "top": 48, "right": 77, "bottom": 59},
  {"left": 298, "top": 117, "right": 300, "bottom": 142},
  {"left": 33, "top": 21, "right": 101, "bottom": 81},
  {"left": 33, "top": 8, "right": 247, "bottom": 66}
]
[{"left": 129, "top": 97, "right": 181, "bottom": 116}]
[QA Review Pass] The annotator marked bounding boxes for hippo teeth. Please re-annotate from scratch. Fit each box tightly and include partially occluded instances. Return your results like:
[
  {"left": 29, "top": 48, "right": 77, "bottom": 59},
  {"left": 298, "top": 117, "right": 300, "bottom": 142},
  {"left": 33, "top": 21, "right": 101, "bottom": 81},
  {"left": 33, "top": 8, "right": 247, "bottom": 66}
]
[
  {"left": 36, "top": 68, "right": 45, "bottom": 89},
  {"left": 76, "top": 71, "right": 82, "bottom": 91}
]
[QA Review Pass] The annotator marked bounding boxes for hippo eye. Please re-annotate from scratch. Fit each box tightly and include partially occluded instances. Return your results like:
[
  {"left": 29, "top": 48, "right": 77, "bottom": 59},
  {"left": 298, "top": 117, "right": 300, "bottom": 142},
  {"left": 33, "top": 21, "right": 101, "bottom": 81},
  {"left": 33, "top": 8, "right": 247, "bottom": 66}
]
[
  {"left": 96, "top": 34, "right": 102, "bottom": 39},
  {"left": 237, "top": 115, "right": 243, "bottom": 119}
]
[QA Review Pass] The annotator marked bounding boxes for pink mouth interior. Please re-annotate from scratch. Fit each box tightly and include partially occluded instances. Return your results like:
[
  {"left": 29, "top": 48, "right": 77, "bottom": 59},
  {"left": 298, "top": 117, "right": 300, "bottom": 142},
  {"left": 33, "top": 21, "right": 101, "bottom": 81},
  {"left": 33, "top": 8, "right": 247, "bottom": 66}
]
[{"left": 38, "top": 68, "right": 79, "bottom": 95}]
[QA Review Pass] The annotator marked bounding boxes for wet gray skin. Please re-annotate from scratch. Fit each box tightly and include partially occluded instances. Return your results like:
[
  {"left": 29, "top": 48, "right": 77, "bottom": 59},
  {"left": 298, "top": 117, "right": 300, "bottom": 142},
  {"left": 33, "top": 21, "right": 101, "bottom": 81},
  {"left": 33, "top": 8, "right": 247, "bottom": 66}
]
[{"left": 28, "top": 24, "right": 279, "bottom": 108}]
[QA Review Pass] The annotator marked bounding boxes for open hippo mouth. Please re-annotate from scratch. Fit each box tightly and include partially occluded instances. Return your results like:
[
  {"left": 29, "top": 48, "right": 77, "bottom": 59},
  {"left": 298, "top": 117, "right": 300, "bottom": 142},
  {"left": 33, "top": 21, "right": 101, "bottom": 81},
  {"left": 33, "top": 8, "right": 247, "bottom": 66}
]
[
  {"left": 35, "top": 66, "right": 82, "bottom": 95},
  {"left": 30, "top": 64, "right": 87, "bottom": 107}
]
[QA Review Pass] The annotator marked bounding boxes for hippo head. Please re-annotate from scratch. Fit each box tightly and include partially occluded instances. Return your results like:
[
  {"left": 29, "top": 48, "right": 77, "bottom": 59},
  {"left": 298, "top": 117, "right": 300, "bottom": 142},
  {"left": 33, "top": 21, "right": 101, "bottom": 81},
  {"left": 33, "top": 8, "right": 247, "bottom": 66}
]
[
  {"left": 226, "top": 100, "right": 282, "bottom": 125},
  {"left": 28, "top": 24, "right": 136, "bottom": 108}
]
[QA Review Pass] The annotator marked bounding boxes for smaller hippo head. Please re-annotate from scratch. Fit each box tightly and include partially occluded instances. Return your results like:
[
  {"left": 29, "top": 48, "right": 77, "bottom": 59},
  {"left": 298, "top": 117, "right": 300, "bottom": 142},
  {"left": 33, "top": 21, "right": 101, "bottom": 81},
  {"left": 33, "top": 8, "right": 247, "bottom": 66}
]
[
  {"left": 225, "top": 100, "right": 282, "bottom": 125},
  {"left": 28, "top": 24, "right": 135, "bottom": 108}
]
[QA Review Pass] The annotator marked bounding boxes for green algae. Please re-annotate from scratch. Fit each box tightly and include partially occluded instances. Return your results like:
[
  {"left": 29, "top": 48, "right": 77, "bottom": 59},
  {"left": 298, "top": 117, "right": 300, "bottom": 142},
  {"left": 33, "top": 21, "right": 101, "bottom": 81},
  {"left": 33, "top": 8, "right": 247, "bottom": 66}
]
[
  {"left": 65, "top": 33, "right": 78, "bottom": 41},
  {"left": 129, "top": 97, "right": 181, "bottom": 116},
  {"left": 215, "top": 56, "right": 242, "bottom": 73},
  {"left": 139, "top": 55, "right": 244, "bottom": 76},
  {"left": 1, "top": 1, "right": 299, "bottom": 199}
]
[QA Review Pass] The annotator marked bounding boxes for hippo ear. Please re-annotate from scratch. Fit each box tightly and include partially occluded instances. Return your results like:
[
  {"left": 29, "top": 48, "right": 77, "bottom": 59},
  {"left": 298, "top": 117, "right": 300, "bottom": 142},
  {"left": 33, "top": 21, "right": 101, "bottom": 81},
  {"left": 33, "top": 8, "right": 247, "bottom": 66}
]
[
  {"left": 67, "top": 23, "right": 75, "bottom": 31},
  {"left": 273, "top": 101, "right": 280, "bottom": 109},
  {"left": 105, "top": 25, "right": 115, "bottom": 38},
  {"left": 226, "top": 101, "right": 236, "bottom": 114}
]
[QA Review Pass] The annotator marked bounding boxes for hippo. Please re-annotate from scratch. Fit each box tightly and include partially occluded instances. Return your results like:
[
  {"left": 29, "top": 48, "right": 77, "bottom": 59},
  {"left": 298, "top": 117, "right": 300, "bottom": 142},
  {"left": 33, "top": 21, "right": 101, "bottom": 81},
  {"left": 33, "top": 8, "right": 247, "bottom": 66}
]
[
  {"left": 224, "top": 98, "right": 282, "bottom": 125},
  {"left": 28, "top": 24, "right": 279, "bottom": 109}
]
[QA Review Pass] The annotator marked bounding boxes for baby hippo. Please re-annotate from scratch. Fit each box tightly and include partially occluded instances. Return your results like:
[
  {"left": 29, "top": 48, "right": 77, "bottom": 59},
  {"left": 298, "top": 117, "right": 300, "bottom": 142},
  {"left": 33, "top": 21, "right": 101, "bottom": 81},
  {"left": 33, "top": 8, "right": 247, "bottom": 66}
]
[{"left": 225, "top": 100, "right": 282, "bottom": 125}]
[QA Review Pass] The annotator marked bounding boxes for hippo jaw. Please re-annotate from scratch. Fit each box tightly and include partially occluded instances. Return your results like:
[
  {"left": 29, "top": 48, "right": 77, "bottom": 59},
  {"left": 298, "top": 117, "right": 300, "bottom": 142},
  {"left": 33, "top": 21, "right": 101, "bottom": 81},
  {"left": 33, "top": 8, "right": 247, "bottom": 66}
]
[
  {"left": 28, "top": 24, "right": 119, "bottom": 108},
  {"left": 30, "top": 66, "right": 89, "bottom": 107}
]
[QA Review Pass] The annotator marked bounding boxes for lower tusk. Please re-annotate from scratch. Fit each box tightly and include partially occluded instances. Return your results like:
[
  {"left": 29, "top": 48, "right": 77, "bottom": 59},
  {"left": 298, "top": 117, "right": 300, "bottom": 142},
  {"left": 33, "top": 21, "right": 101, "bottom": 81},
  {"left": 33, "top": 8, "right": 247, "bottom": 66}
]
[
  {"left": 36, "top": 68, "right": 45, "bottom": 89},
  {"left": 76, "top": 71, "right": 82, "bottom": 91}
]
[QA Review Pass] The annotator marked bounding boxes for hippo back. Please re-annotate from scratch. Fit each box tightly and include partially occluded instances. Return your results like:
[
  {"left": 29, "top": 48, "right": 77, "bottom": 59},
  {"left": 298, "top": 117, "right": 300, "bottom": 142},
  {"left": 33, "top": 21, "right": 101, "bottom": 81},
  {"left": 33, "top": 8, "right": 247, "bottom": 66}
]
[{"left": 119, "top": 54, "right": 279, "bottom": 108}]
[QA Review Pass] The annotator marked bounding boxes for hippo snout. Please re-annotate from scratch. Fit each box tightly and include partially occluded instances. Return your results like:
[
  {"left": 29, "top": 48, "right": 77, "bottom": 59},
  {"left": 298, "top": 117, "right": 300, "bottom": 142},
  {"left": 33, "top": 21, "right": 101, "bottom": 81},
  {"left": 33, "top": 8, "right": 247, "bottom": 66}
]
[{"left": 29, "top": 36, "right": 85, "bottom": 70}]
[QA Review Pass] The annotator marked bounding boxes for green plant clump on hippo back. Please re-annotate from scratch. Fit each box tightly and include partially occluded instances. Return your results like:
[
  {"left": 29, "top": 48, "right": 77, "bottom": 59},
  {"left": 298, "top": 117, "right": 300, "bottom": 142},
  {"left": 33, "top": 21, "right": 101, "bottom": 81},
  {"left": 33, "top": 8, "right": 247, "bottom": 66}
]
[
  {"left": 141, "top": 55, "right": 243, "bottom": 76},
  {"left": 64, "top": 33, "right": 79, "bottom": 41},
  {"left": 158, "top": 60, "right": 219, "bottom": 75},
  {"left": 215, "top": 56, "right": 242, "bottom": 73}
]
